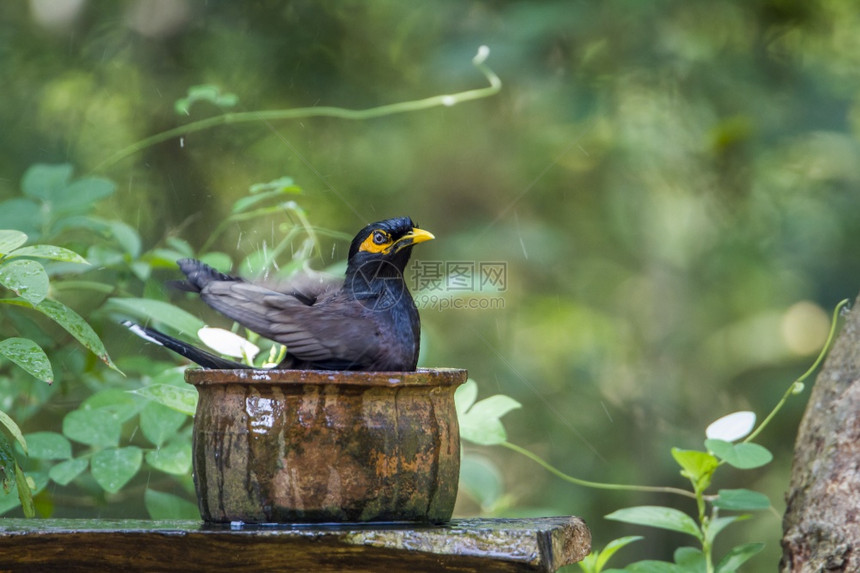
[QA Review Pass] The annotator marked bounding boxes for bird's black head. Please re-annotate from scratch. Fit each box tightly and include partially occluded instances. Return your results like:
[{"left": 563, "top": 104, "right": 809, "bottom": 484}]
[{"left": 346, "top": 217, "right": 434, "bottom": 278}]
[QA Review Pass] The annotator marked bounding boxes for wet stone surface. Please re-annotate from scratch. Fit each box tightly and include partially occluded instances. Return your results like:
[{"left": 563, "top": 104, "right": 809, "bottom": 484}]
[{"left": 0, "top": 516, "right": 591, "bottom": 572}]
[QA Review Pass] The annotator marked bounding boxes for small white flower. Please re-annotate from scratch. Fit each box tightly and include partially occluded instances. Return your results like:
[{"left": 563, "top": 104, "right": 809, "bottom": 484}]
[
  {"left": 706, "top": 411, "right": 756, "bottom": 442},
  {"left": 198, "top": 327, "right": 260, "bottom": 361}
]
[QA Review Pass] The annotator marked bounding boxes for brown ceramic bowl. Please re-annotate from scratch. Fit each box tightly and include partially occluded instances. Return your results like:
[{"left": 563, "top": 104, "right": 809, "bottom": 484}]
[{"left": 185, "top": 367, "right": 467, "bottom": 524}]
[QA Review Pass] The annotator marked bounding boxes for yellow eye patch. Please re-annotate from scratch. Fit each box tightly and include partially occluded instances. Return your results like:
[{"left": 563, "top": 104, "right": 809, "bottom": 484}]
[{"left": 358, "top": 229, "right": 393, "bottom": 253}]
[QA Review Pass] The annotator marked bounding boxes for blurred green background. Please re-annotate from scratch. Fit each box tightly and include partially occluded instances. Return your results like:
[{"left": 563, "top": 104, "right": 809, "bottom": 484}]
[{"left": 2, "top": 0, "right": 860, "bottom": 567}]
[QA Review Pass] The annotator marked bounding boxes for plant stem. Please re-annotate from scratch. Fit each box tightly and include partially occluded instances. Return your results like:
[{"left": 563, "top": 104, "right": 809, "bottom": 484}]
[
  {"left": 91, "top": 46, "right": 501, "bottom": 173},
  {"left": 698, "top": 494, "right": 714, "bottom": 573},
  {"left": 501, "top": 441, "right": 697, "bottom": 500},
  {"left": 744, "top": 298, "right": 849, "bottom": 444}
]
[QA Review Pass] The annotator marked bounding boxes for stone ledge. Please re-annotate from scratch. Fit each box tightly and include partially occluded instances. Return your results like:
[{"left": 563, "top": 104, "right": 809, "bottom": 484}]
[{"left": 0, "top": 516, "right": 590, "bottom": 572}]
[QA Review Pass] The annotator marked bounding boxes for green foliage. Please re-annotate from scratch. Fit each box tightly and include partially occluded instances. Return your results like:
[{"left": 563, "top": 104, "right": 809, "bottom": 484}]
[
  {"left": 469, "top": 301, "right": 846, "bottom": 572},
  {"left": 174, "top": 85, "right": 239, "bottom": 116},
  {"left": 456, "top": 379, "right": 522, "bottom": 446},
  {"left": 0, "top": 161, "right": 352, "bottom": 518},
  {"left": 704, "top": 440, "right": 772, "bottom": 470},
  {"left": 607, "top": 507, "right": 704, "bottom": 541},
  {"left": 107, "top": 298, "right": 206, "bottom": 336},
  {"left": 90, "top": 447, "right": 143, "bottom": 493},
  {"left": 144, "top": 489, "right": 199, "bottom": 520},
  {"left": 0, "top": 194, "right": 128, "bottom": 514},
  {"left": 578, "top": 536, "right": 642, "bottom": 573},
  {"left": 2, "top": 9, "right": 859, "bottom": 567}
]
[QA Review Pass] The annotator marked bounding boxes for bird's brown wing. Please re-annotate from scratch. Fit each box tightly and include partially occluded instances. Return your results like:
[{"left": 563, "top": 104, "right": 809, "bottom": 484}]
[{"left": 199, "top": 281, "right": 378, "bottom": 367}]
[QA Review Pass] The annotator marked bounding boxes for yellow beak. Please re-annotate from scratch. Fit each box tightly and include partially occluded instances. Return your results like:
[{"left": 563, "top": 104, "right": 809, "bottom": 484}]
[{"left": 394, "top": 227, "right": 435, "bottom": 252}]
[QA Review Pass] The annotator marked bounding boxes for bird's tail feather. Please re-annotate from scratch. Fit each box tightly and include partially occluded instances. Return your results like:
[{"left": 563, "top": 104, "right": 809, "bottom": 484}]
[
  {"left": 122, "top": 321, "right": 249, "bottom": 369},
  {"left": 173, "top": 258, "right": 240, "bottom": 293}
]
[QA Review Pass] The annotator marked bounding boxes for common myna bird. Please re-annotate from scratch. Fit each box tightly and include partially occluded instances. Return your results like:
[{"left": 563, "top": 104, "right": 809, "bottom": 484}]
[{"left": 125, "top": 216, "right": 434, "bottom": 371}]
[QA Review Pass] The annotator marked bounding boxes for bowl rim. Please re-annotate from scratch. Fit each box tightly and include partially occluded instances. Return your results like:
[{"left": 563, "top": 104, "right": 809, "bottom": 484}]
[{"left": 184, "top": 367, "right": 468, "bottom": 387}]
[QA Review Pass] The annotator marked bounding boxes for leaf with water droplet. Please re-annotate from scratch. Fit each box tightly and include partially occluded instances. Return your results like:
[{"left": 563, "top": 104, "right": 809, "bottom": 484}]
[
  {"left": 24, "top": 431, "right": 71, "bottom": 460},
  {"left": 140, "top": 401, "right": 187, "bottom": 447},
  {"left": 49, "top": 458, "right": 88, "bottom": 486},
  {"left": 33, "top": 298, "right": 121, "bottom": 373},
  {"left": 62, "top": 408, "right": 122, "bottom": 448},
  {"left": 0, "top": 230, "right": 28, "bottom": 255},
  {"left": 82, "top": 389, "right": 142, "bottom": 422},
  {"left": 145, "top": 441, "right": 192, "bottom": 475},
  {"left": 0, "top": 259, "right": 49, "bottom": 305},
  {"left": 0, "top": 337, "right": 53, "bottom": 384},
  {"left": 8, "top": 245, "right": 89, "bottom": 265},
  {"left": 131, "top": 384, "right": 197, "bottom": 416},
  {"left": 91, "top": 446, "right": 142, "bottom": 493}
]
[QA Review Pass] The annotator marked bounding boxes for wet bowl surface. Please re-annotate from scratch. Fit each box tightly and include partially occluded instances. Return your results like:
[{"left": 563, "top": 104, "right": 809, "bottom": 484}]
[{"left": 185, "top": 368, "right": 467, "bottom": 524}]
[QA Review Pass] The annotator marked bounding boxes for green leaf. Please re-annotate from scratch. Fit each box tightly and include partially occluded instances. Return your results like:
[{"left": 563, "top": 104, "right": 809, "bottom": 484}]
[
  {"left": 233, "top": 185, "right": 301, "bottom": 213},
  {"left": 0, "top": 337, "right": 53, "bottom": 384},
  {"left": 54, "top": 178, "right": 116, "bottom": 215},
  {"left": 0, "top": 259, "right": 49, "bottom": 305},
  {"left": 0, "top": 410, "right": 28, "bottom": 455},
  {"left": 144, "top": 489, "right": 199, "bottom": 520},
  {"left": 165, "top": 237, "right": 194, "bottom": 257},
  {"left": 455, "top": 379, "right": 478, "bottom": 417},
  {"left": 713, "top": 489, "right": 771, "bottom": 511},
  {"left": 249, "top": 176, "right": 297, "bottom": 194},
  {"left": 0, "top": 230, "right": 28, "bottom": 254},
  {"left": 7, "top": 244, "right": 89, "bottom": 265},
  {"left": 107, "top": 297, "right": 206, "bottom": 336},
  {"left": 619, "top": 561, "right": 682, "bottom": 573},
  {"left": 14, "top": 462, "right": 35, "bottom": 518},
  {"left": 174, "top": 84, "right": 238, "bottom": 115},
  {"left": 82, "top": 388, "right": 142, "bottom": 422},
  {"left": 32, "top": 298, "right": 121, "bottom": 373},
  {"left": 671, "top": 448, "right": 718, "bottom": 490},
  {"left": 705, "top": 439, "right": 773, "bottom": 469},
  {"left": 62, "top": 408, "right": 122, "bottom": 447},
  {"left": 459, "top": 455, "right": 504, "bottom": 509},
  {"left": 705, "top": 514, "right": 750, "bottom": 545},
  {"left": 145, "top": 441, "right": 192, "bottom": 475},
  {"left": 48, "top": 458, "right": 89, "bottom": 485},
  {"left": 197, "top": 252, "right": 233, "bottom": 273},
  {"left": 107, "top": 220, "right": 141, "bottom": 258},
  {"left": 593, "top": 536, "right": 643, "bottom": 572},
  {"left": 24, "top": 432, "right": 71, "bottom": 460},
  {"left": 673, "top": 547, "right": 706, "bottom": 572},
  {"left": 150, "top": 366, "right": 189, "bottom": 387},
  {"left": 459, "top": 394, "right": 522, "bottom": 446},
  {"left": 131, "top": 384, "right": 198, "bottom": 416},
  {"left": 0, "top": 202, "right": 40, "bottom": 238},
  {"left": 140, "top": 401, "right": 188, "bottom": 447},
  {"left": 85, "top": 245, "right": 124, "bottom": 268},
  {"left": 90, "top": 446, "right": 143, "bottom": 493},
  {"left": 606, "top": 506, "right": 703, "bottom": 540},
  {"left": 715, "top": 543, "right": 765, "bottom": 573},
  {"left": 21, "top": 164, "right": 73, "bottom": 201}
]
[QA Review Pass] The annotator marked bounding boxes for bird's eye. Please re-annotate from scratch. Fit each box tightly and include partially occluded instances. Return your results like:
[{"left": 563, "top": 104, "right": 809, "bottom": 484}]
[{"left": 372, "top": 231, "right": 388, "bottom": 245}]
